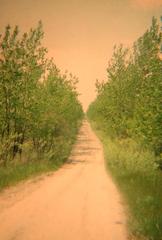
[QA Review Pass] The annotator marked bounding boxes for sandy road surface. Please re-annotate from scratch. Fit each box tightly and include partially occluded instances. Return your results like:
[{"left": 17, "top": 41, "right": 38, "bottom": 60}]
[{"left": 0, "top": 120, "right": 127, "bottom": 240}]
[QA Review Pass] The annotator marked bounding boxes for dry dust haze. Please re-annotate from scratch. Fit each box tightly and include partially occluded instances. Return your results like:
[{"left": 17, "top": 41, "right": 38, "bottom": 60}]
[{"left": 0, "top": 0, "right": 161, "bottom": 110}]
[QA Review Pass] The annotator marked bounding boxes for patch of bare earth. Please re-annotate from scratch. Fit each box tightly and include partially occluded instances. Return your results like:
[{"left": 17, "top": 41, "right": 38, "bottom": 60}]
[{"left": 0, "top": 120, "right": 127, "bottom": 240}]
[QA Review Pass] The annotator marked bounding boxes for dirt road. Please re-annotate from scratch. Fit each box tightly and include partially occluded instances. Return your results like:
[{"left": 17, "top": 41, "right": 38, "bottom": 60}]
[{"left": 0, "top": 120, "right": 127, "bottom": 240}]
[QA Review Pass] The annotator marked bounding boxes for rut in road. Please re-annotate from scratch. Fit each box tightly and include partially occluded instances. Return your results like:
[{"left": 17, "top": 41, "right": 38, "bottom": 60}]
[{"left": 0, "top": 120, "right": 127, "bottom": 240}]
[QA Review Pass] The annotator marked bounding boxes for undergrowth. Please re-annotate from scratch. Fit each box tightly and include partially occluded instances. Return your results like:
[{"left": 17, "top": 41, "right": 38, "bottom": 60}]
[
  {"left": 90, "top": 121, "right": 162, "bottom": 240},
  {"left": 0, "top": 126, "right": 80, "bottom": 191}
]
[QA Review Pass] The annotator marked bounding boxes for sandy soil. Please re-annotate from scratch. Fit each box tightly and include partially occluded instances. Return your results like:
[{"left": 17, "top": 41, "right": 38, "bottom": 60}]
[{"left": 0, "top": 120, "right": 127, "bottom": 240}]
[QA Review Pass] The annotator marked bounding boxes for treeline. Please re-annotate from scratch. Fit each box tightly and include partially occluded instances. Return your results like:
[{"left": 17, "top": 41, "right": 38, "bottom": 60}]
[
  {"left": 0, "top": 22, "right": 83, "bottom": 168},
  {"left": 88, "top": 17, "right": 162, "bottom": 156},
  {"left": 87, "top": 17, "right": 162, "bottom": 239}
]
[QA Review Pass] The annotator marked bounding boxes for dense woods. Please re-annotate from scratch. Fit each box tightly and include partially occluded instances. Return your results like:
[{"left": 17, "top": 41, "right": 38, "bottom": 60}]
[
  {"left": 0, "top": 22, "right": 83, "bottom": 172},
  {"left": 88, "top": 17, "right": 162, "bottom": 239}
]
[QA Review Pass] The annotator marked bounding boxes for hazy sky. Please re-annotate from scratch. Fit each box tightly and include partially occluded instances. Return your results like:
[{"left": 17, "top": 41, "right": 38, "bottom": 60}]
[{"left": 0, "top": 0, "right": 162, "bottom": 110}]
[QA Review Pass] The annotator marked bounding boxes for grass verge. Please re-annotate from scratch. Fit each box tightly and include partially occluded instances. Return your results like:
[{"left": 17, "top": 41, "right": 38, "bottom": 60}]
[
  {"left": 0, "top": 123, "right": 81, "bottom": 191},
  {"left": 0, "top": 160, "right": 60, "bottom": 191},
  {"left": 90, "top": 120, "right": 162, "bottom": 240}
]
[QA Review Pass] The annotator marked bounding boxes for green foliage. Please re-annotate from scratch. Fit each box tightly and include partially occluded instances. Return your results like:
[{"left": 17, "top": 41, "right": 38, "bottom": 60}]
[
  {"left": 88, "top": 17, "right": 162, "bottom": 239},
  {"left": 0, "top": 160, "right": 59, "bottom": 190},
  {"left": 0, "top": 23, "right": 83, "bottom": 177},
  {"left": 88, "top": 17, "right": 162, "bottom": 155}
]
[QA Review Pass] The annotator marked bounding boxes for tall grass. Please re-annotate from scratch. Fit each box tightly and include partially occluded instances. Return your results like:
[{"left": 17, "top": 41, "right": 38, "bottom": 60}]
[
  {"left": 0, "top": 123, "right": 80, "bottom": 191},
  {"left": 90, "top": 121, "right": 162, "bottom": 240},
  {"left": 0, "top": 161, "right": 58, "bottom": 191}
]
